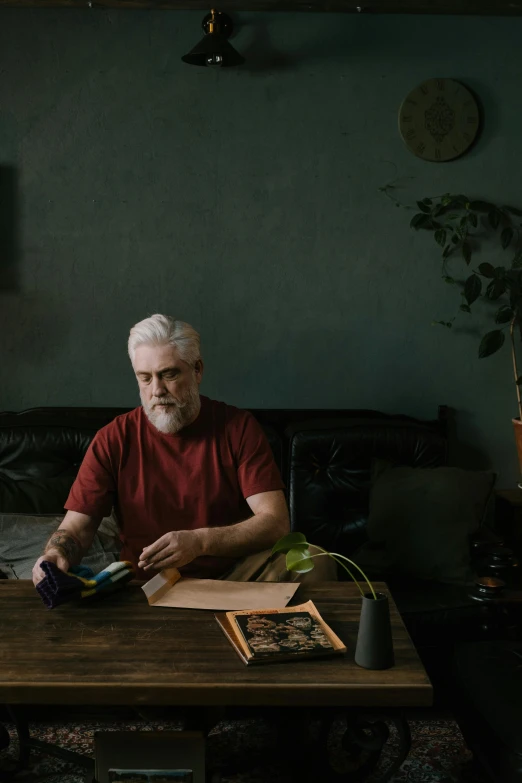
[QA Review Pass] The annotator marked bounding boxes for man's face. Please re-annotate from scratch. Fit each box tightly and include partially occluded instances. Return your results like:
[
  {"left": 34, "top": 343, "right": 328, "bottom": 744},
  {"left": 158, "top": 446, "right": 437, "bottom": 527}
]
[{"left": 132, "top": 343, "right": 203, "bottom": 434}]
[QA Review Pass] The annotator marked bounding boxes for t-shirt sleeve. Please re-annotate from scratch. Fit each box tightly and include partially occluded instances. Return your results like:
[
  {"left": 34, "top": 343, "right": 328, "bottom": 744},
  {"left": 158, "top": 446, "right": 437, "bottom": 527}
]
[
  {"left": 65, "top": 427, "right": 116, "bottom": 519},
  {"left": 232, "top": 412, "right": 285, "bottom": 499}
]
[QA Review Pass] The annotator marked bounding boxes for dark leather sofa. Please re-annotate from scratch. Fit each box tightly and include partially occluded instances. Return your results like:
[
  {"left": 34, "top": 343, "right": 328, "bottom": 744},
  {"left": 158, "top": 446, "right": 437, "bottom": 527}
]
[
  {"left": 0, "top": 404, "right": 508, "bottom": 680},
  {"left": 4, "top": 403, "right": 522, "bottom": 781}
]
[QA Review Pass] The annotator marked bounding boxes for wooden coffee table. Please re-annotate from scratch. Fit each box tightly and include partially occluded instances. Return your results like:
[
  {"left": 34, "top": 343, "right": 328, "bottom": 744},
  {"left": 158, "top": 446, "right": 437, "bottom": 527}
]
[{"left": 0, "top": 580, "right": 432, "bottom": 781}]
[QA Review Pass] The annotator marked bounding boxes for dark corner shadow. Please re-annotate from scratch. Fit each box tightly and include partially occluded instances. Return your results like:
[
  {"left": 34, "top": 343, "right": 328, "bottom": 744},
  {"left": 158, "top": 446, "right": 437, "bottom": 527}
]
[
  {"left": 444, "top": 406, "right": 491, "bottom": 471},
  {"left": 239, "top": 22, "right": 298, "bottom": 73},
  {"left": 0, "top": 165, "right": 20, "bottom": 292}
]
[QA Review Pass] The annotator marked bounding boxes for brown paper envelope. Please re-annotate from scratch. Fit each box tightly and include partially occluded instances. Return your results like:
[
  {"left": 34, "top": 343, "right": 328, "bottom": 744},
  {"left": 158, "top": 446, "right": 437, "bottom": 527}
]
[
  {"left": 142, "top": 570, "right": 300, "bottom": 611},
  {"left": 141, "top": 568, "right": 182, "bottom": 605}
]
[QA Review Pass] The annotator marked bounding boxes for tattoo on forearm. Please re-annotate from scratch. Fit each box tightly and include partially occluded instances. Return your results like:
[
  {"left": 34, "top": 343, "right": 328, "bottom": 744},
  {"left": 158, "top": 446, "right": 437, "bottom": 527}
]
[{"left": 45, "top": 532, "right": 81, "bottom": 562}]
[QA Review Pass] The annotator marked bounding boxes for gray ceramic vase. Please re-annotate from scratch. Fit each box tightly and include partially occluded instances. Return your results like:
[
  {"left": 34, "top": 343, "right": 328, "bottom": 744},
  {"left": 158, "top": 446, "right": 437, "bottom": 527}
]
[{"left": 354, "top": 591, "right": 395, "bottom": 670}]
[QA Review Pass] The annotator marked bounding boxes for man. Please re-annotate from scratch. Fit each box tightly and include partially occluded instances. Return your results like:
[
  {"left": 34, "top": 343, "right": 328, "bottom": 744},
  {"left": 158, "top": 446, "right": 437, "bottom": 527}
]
[{"left": 32, "top": 315, "right": 335, "bottom": 586}]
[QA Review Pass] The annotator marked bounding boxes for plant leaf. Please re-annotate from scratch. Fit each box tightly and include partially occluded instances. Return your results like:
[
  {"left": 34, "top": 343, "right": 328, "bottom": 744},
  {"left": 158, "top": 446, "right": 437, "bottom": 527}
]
[
  {"left": 495, "top": 305, "right": 514, "bottom": 324},
  {"left": 486, "top": 279, "right": 507, "bottom": 300},
  {"left": 410, "top": 213, "right": 431, "bottom": 229},
  {"left": 460, "top": 304, "right": 471, "bottom": 313},
  {"left": 444, "top": 276, "right": 455, "bottom": 284},
  {"left": 501, "top": 227, "right": 514, "bottom": 249},
  {"left": 478, "top": 262, "right": 495, "bottom": 278},
  {"left": 435, "top": 228, "right": 447, "bottom": 247},
  {"left": 431, "top": 320, "right": 453, "bottom": 328},
  {"left": 478, "top": 330, "right": 505, "bottom": 358},
  {"left": 513, "top": 251, "right": 522, "bottom": 269},
  {"left": 464, "top": 274, "right": 482, "bottom": 305},
  {"left": 417, "top": 201, "right": 431, "bottom": 214},
  {"left": 286, "top": 547, "right": 314, "bottom": 573},
  {"left": 488, "top": 210, "right": 500, "bottom": 230},
  {"left": 469, "top": 212, "right": 478, "bottom": 228},
  {"left": 271, "top": 532, "right": 309, "bottom": 555},
  {"left": 442, "top": 245, "right": 452, "bottom": 258},
  {"left": 422, "top": 198, "right": 433, "bottom": 206},
  {"left": 451, "top": 234, "right": 460, "bottom": 245},
  {"left": 462, "top": 242, "right": 472, "bottom": 265},
  {"left": 505, "top": 205, "right": 522, "bottom": 217}
]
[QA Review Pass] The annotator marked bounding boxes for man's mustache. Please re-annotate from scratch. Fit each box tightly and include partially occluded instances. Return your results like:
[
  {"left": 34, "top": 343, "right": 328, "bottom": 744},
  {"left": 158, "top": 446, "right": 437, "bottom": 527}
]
[{"left": 150, "top": 397, "right": 184, "bottom": 408}]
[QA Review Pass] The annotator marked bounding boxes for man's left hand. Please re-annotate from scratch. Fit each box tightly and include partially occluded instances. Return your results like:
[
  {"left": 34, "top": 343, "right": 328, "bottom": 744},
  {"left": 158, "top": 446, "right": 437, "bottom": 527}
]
[{"left": 138, "top": 530, "right": 204, "bottom": 572}]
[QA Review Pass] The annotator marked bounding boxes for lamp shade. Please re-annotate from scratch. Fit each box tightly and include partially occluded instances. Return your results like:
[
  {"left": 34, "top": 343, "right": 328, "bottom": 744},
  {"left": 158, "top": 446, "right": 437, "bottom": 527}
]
[{"left": 181, "top": 33, "right": 244, "bottom": 67}]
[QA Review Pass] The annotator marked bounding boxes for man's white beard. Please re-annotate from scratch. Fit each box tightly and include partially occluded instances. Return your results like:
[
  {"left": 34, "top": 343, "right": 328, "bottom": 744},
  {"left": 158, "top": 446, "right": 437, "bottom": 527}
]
[{"left": 141, "top": 384, "right": 201, "bottom": 434}]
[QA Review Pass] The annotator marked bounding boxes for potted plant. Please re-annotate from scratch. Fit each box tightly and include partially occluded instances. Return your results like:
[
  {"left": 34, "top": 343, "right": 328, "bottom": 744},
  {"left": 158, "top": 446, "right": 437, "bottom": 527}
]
[
  {"left": 384, "top": 186, "right": 522, "bottom": 475},
  {"left": 272, "top": 532, "right": 394, "bottom": 669}
]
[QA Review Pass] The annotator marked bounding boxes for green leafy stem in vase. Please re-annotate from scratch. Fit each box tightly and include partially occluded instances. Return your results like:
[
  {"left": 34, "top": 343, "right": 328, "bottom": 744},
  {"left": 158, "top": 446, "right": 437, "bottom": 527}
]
[{"left": 271, "top": 532, "right": 377, "bottom": 600}]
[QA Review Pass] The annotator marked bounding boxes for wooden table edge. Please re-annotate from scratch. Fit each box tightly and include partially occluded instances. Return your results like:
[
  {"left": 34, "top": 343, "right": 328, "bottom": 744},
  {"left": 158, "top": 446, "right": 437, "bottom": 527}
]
[{"left": 0, "top": 682, "right": 433, "bottom": 708}]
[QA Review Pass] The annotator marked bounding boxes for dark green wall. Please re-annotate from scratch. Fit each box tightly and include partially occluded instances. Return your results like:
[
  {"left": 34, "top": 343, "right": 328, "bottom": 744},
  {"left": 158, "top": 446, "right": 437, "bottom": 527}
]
[{"left": 0, "top": 10, "right": 521, "bottom": 484}]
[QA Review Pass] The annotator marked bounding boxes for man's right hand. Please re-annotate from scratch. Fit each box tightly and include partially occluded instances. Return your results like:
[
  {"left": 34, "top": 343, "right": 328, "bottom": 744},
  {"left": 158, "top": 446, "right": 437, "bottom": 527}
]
[{"left": 32, "top": 549, "right": 70, "bottom": 586}]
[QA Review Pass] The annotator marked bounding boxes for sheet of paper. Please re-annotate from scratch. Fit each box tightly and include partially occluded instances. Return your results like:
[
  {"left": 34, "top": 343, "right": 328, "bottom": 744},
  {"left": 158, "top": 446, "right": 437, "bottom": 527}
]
[{"left": 142, "top": 569, "right": 300, "bottom": 611}]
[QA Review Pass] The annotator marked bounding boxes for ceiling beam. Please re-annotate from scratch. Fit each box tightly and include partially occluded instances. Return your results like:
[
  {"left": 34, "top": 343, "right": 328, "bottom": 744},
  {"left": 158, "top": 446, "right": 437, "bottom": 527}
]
[{"left": 0, "top": 0, "right": 521, "bottom": 12}]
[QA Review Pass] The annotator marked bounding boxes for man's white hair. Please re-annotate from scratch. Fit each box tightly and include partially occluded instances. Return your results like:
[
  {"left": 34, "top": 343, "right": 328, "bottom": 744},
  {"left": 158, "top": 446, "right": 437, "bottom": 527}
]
[{"left": 128, "top": 314, "right": 201, "bottom": 365}]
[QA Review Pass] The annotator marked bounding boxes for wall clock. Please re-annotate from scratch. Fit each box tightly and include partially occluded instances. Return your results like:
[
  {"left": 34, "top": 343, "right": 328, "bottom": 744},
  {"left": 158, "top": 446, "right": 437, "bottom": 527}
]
[{"left": 398, "top": 78, "right": 480, "bottom": 162}]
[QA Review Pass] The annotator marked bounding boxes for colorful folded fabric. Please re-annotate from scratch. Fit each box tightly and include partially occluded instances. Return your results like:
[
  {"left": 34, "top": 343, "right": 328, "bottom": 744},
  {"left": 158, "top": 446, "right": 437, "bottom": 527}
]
[{"left": 36, "top": 560, "right": 135, "bottom": 609}]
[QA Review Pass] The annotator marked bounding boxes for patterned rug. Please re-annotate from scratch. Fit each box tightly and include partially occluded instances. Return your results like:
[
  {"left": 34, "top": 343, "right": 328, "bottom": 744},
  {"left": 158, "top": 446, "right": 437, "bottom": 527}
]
[{"left": 0, "top": 714, "right": 475, "bottom": 782}]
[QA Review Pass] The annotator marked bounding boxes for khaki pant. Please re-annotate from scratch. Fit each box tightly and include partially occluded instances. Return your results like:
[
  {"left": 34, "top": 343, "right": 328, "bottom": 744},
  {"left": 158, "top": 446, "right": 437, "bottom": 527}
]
[{"left": 220, "top": 548, "right": 337, "bottom": 583}]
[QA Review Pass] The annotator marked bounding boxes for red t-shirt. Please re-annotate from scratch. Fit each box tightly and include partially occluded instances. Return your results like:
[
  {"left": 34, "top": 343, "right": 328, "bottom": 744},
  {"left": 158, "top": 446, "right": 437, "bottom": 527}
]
[{"left": 65, "top": 396, "right": 284, "bottom": 579}]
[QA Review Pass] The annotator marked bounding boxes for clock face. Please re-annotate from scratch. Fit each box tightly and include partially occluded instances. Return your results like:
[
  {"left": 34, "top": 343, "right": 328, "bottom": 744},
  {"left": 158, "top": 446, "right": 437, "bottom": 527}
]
[{"left": 398, "top": 78, "right": 480, "bottom": 162}]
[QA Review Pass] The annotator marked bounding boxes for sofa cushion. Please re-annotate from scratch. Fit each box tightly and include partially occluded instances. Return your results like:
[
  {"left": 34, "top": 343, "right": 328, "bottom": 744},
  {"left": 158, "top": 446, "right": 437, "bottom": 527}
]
[
  {"left": 0, "top": 513, "right": 121, "bottom": 580},
  {"left": 356, "top": 462, "right": 496, "bottom": 584}
]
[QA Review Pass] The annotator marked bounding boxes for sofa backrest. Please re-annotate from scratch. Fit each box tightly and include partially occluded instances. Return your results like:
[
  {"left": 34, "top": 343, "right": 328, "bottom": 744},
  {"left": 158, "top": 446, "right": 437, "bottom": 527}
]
[
  {"left": 0, "top": 407, "right": 448, "bottom": 550},
  {"left": 0, "top": 408, "right": 130, "bottom": 514},
  {"left": 285, "top": 415, "right": 447, "bottom": 556}
]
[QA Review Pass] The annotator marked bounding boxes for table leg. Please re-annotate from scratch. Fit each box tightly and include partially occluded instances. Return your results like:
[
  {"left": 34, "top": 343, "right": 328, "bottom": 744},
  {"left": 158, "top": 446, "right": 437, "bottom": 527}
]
[
  {"left": 0, "top": 723, "right": 9, "bottom": 752},
  {"left": 273, "top": 707, "right": 318, "bottom": 783},
  {"left": 198, "top": 706, "right": 412, "bottom": 783},
  {"left": 184, "top": 705, "right": 226, "bottom": 736},
  {"left": 1, "top": 705, "right": 95, "bottom": 781}
]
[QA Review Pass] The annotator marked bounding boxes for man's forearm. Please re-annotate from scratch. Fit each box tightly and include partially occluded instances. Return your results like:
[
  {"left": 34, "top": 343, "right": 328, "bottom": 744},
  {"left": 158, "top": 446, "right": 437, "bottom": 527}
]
[
  {"left": 44, "top": 512, "right": 100, "bottom": 566},
  {"left": 45, "top": 530, "right": 83, "bottom": 565},
  {"left": 195, "top": 513, "right": 289, "bottom": 559}
]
